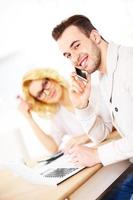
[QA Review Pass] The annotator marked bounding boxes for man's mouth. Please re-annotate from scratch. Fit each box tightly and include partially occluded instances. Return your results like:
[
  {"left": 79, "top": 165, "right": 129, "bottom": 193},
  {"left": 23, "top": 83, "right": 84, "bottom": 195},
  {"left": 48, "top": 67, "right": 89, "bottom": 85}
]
[{"left": 78, "top": 56, "right": 88, "bottom": 69}]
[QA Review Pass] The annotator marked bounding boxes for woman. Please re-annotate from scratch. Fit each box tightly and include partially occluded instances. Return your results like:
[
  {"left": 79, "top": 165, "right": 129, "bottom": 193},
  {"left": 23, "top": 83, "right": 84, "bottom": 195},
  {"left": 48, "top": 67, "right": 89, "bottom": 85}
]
[{"left": 18, "top": 68, "right": 91, "bottom": 154}]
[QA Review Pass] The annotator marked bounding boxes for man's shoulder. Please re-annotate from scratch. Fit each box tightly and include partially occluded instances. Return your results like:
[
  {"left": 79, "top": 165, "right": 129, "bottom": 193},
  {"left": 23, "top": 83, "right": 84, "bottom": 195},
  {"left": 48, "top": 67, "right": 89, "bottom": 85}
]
[
  {"left": 119, "top": 44, "right": 133, "bottom": 58},
  {"left": 109, "top": 41, "right": 133, "bottom": 54}
]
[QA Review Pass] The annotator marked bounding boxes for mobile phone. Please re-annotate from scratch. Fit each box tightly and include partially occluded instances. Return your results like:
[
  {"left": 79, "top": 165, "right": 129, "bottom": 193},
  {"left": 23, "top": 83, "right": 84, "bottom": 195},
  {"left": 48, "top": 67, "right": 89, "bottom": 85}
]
[{"left": 75, "top": 67, "right": 87, "bottom": 81}]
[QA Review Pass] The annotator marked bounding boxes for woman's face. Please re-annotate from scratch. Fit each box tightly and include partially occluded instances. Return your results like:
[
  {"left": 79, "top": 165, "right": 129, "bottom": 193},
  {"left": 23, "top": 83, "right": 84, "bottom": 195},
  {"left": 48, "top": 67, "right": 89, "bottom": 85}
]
[{"left": 28, "top": 78, "right": 63, "bottom": 104}]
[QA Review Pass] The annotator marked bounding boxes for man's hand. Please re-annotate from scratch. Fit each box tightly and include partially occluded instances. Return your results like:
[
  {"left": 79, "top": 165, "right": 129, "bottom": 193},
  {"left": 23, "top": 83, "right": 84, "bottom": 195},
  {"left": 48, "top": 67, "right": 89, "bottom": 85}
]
[
  {"left": 69, "top": 72, "right": 91, "bottom": 109},
  {"left": 68, "top": 145, "right": 101, "bottom": 167},
  {"left": 63, "top": 135, "right": 90, "bottom": 153}
]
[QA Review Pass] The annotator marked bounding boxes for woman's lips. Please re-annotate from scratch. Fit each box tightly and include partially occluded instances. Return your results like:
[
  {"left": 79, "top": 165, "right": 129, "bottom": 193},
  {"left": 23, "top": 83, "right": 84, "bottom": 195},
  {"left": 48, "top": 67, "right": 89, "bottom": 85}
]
[{"left": 50, "top": 89, "right": 56, "bottom": 98}]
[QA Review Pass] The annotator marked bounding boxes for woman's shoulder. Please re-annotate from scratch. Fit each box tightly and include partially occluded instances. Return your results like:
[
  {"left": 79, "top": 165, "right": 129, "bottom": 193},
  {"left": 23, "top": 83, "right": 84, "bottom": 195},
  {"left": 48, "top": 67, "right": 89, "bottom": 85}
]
[{"left": 52, "top": 106, "right": 73, "bottom": 124}]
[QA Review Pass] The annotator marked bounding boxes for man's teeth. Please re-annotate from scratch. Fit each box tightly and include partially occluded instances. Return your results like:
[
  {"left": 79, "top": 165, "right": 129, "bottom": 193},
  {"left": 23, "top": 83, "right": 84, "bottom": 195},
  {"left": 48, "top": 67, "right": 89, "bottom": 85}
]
[{"left": 81, "top": 59, "right": 86, "bottom": 67}]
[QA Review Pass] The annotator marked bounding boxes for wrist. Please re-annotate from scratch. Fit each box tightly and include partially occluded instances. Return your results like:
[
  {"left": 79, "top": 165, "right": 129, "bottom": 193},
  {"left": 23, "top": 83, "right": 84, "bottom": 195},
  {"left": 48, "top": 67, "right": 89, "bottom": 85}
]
[
  {"left": 81, "top": 135, "right": 89, "bottom": 143},
  {"left": 94, "top": 149, "right": 101, "bottom": 164}
]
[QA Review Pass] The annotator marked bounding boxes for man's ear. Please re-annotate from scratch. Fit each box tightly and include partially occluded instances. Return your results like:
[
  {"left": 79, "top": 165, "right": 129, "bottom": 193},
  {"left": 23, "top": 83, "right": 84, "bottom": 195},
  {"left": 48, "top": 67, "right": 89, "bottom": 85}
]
[{"left": 90, "top": 30, "right": 101, "bottom": 45}]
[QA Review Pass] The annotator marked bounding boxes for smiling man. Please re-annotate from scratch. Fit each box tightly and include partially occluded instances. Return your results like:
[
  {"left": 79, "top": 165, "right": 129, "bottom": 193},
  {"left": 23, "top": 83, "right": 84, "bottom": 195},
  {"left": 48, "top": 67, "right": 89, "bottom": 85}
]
[
  {"left": 52, "top": 15, "right": 133, "bottom": 200},
  {"left": 57, "top": 25, "right": 102, "bottom": 74}
]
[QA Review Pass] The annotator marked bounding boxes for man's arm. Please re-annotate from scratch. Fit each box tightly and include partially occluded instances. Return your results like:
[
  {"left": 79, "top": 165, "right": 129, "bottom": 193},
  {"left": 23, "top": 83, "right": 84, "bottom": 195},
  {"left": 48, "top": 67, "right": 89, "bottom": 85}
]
[
  {"left": 69, "top": 73, "right": 112, "bottom": 144},
  {"left": 98, "top": 134, "right": 133, "bottom": 166}
]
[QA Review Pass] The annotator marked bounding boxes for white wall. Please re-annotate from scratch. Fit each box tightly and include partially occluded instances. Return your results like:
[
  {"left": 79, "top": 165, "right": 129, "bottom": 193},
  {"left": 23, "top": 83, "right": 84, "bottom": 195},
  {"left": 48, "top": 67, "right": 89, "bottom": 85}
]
[
  {"left": 0, "top": 0, "right": 133, "bottom": 100},
  {"left": 0, "top": 0, "right": 133, "bottom": 160}
]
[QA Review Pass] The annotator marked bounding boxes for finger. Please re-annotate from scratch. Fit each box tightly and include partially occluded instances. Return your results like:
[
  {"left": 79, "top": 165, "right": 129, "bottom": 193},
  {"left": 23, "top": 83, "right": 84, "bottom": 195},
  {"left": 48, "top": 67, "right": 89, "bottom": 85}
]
[
  {"left": 70, "top": 79, "right": 87, "bottom": 93},
  {"left": 16, "top": 95, "right": 23, "bottom": 100},
  {"left": 64, "top": 141, "right": 77, "bottom": 154},
  {"left": 16, "top": 95, "right": 20, "bottom": 99},
  {"left": 65, "top": 143, "right": 73, "bottom": 151},
  {"left": 62, "top": 142, "right": 74, "bottom": 154},
  {"left": 83, "top": 75, "right": 91, "bottom": 96},
  {"left": 17, "top": 95, "right": 25, "bottom": 100},
  {"left": 86, "top": 73, "right": 91, "bottom": 82},
  {"left": 16, "top": 95, "right": 25, "bottom": 102},
  {"left": 70, "top": 159, "right": 83, "bottom": 168},
  {"left": 70, "top": 84, "right": 84, "bottom": 94},
  {"left": 74, "top": 162, "right": 85, "bottom": 168},
  {"left": 69, "top": 153, "right": 78, "bottom": 162},
  {"left": 67, "top": 146, "right": 77, "bottom": 154},
  {"left": 62, "top": 146, "right": 71, "bottom": 154},
  {"left": 72, "top": 78, "right": 87, "bottom": 88},
  {"left": 71, "top": 73, "right": 86, "bottom": 89}
]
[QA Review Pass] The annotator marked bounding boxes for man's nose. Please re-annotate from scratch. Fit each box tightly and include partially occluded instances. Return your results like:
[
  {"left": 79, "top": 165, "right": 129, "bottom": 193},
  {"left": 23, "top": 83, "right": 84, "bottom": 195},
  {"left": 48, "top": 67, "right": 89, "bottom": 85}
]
[{"left": 71, "top": 53, "right": 78, "bottom": 66}]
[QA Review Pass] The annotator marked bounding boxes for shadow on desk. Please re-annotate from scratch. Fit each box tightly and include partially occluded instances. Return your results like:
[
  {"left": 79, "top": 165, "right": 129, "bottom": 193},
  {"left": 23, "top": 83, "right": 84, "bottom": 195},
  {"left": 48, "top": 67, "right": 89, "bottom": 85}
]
[{"left": 97, "top": 164, "right": 133, "bottom": 200}]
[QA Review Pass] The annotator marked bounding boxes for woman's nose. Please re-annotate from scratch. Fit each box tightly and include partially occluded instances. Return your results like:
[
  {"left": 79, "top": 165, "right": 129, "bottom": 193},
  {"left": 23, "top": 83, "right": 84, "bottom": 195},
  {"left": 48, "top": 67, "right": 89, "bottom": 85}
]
[{"left": 44, "top": 89, "right": 50, "bottom": 97}]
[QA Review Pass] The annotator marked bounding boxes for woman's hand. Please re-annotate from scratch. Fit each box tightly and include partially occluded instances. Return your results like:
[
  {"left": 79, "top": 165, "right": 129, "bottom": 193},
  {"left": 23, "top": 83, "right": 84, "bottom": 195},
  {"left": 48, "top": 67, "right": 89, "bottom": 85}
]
[
  {"left": 17, "top": 96, "right": 58, "bottom": 153},
  {"left": 69, "top": 72, "right": 91, "bottom": 109},
  {"left": 17, "top": 96, "right": 32, "bottom": 118}
]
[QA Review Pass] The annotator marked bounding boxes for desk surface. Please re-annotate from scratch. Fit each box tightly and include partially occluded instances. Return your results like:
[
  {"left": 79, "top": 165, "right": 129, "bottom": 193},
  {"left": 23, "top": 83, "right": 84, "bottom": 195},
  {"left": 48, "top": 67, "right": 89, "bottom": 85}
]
[
  {"left": 0, "top": 164, "right": 102, "bottom": 200},
  {"left": 0, "top": 131, "right": 120, "bottom": 200}
]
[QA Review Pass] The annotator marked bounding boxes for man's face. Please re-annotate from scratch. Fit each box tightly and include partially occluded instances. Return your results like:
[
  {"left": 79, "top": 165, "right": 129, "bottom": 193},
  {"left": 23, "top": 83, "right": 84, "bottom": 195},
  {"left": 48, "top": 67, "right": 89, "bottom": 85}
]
[{"left": 57, "top": 25, "right": 101, "bottom": 74}]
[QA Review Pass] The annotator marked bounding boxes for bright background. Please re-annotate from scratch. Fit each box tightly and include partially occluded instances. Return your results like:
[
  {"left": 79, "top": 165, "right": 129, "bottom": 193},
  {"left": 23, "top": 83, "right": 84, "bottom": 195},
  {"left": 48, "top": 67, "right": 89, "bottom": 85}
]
[{"left": 0, "top": 0, "right": 133, "bottom": 162}]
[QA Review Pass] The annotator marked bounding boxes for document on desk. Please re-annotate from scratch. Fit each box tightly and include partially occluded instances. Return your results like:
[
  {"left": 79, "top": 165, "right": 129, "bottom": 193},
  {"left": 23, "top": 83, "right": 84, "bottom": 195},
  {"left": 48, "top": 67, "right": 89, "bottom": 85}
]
[{"left": 3, "top": 153, "right": 84, "bottom": 186}]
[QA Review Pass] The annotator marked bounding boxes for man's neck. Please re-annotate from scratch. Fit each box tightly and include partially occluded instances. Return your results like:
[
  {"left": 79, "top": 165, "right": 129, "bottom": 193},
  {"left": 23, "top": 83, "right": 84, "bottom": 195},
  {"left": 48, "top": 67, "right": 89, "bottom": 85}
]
[{"left": 99, "top": 40, "right": 108, "bottom": 74}]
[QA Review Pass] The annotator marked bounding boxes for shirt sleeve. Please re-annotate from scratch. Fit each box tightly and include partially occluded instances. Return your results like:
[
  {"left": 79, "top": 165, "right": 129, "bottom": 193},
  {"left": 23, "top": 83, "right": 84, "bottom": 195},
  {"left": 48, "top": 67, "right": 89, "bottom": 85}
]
[
  {"left": 30, "top": 113, "right": 63, "bottom": 146},
  {"left": 98, "top": 134, "right": 133, "bottom": 165},
  {"left": 75, "top": 85, "right": 112, "bottom": 144}
]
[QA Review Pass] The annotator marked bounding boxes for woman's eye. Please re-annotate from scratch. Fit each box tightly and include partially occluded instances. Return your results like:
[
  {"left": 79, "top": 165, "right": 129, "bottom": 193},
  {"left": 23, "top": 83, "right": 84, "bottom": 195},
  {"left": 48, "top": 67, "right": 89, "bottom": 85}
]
[
  {"left": 44, "top": 80, "right": 48, "bottom": 86},
  {"left": 43, "top": 79, "right": 50, "bottom": 89}
]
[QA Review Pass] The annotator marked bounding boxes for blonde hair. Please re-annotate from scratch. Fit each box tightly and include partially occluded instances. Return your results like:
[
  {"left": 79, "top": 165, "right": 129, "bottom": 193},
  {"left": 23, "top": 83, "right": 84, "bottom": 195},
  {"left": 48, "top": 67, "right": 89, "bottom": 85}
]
[{"left": 22, "top": 68, "right": 73, "bottom": 117}]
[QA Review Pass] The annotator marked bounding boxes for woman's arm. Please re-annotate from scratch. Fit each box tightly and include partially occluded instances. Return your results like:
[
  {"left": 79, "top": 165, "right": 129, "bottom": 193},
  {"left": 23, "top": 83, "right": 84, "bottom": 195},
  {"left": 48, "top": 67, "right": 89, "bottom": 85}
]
[{"left": 17, "top": 97, "right": 58, "bottom": 153}]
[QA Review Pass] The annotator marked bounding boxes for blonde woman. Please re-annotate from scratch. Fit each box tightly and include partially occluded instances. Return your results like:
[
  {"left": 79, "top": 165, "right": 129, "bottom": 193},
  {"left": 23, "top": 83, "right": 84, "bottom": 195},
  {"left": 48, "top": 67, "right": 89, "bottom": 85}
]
[{"left": 18, "top": 68, "right": 91, "bottom": 154}]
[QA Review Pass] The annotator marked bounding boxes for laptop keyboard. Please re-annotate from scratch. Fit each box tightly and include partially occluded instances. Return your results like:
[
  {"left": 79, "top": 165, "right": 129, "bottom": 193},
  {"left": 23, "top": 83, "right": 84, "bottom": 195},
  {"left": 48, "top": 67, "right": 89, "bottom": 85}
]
[{"left": 41, "top": 168, "right": 78, "bottom": 178}]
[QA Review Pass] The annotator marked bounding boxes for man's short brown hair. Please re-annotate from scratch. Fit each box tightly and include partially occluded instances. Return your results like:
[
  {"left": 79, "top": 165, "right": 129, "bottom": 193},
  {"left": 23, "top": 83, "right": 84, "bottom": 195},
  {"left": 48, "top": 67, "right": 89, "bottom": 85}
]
[{"left": 52, "top": 14, "right": 97, "bottom": 41}]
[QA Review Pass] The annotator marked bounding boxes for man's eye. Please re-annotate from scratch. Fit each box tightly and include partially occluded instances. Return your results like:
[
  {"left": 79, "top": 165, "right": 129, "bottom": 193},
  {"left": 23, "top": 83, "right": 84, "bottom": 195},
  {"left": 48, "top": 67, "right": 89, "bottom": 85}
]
[{"left": 74, "top": 43, "right": 80, "bottom": 49}]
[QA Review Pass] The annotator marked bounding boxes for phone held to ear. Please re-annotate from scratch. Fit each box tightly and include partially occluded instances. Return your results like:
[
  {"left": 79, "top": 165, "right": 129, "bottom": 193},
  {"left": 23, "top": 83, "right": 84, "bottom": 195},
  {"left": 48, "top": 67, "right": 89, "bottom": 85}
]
[{"left": 75, "top": 67, "right": 87, "bottom": 81}]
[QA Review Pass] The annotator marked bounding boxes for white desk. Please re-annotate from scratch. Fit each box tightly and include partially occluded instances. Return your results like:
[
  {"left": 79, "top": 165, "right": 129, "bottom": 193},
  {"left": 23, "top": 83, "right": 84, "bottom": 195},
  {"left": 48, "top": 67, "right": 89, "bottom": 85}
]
[
  {"left": 0, "top": 131, "right": 131, "bottom": 200},
  {"left": 70, "top": 160, "right": 130, "bottom": 200}
]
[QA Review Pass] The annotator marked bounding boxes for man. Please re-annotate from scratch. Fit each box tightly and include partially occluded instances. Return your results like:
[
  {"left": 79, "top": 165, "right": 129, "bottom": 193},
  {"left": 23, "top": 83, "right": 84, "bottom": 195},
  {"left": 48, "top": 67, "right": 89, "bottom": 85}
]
[{"left": 52, "top": 15, "right": 133, "bottom": 199}]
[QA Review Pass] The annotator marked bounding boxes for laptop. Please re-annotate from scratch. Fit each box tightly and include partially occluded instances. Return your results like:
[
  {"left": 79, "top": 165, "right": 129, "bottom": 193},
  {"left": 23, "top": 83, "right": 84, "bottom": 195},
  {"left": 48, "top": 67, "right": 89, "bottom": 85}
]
[
  {"left": 32, "top": 143, "right": 96, "bottom": 186},
  {"left": 33, "top": 152, "right": 85, "bottom": 186},
  {"left": 0, "top": 128, "right": 29, "bottom": 167},
  {"left": 4, "top": 152, "right": 84, "bottom": 186}
]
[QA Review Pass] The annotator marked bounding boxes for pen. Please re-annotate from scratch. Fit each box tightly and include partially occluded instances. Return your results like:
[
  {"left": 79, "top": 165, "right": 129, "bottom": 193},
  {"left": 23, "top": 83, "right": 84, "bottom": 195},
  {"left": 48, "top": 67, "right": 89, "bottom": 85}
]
[{"left": 37, "top": 152, "right": 64, "bottom": 164}]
